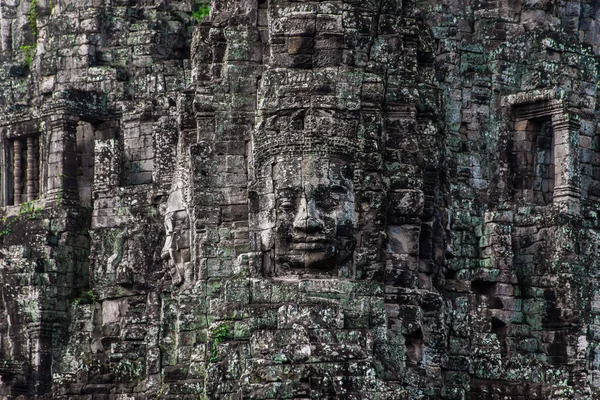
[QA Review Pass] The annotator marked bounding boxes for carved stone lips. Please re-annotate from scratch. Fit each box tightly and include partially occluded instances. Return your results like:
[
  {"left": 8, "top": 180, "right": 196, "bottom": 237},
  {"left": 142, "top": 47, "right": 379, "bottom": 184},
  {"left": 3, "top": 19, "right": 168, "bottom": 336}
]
[{"left": 293, "top": 237, "right": 332, "bottom": 251}]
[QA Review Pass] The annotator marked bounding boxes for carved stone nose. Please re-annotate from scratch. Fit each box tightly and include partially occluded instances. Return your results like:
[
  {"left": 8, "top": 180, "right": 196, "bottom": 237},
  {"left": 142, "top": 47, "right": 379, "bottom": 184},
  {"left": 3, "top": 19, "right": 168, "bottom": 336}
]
[
  {"left": 293, "top": 198, "right": 324, "bottom": 232},
  {"left": 305, "top": 216, "right": 324, "bottom": 232}
]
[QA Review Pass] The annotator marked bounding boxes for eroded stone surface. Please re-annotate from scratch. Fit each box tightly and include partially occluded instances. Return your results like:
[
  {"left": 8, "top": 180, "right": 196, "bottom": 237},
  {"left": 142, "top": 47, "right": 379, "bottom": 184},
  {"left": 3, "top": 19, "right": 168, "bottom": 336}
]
[{"left": 1, "top": 0, "right": 600, "bottom": 399}]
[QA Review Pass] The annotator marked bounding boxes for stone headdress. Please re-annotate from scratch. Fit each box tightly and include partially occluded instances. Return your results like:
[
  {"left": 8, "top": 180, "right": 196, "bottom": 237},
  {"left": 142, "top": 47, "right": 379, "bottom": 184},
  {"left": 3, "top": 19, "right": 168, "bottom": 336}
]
[
  {"left": 166, "top": 133, "right": 193, "bottom": 214},
  {"left": 253, "top": 107, "right": 363, "bottom": 166},
  {"left": 252, "top": 68, "right": 371, "bottom": 168}
]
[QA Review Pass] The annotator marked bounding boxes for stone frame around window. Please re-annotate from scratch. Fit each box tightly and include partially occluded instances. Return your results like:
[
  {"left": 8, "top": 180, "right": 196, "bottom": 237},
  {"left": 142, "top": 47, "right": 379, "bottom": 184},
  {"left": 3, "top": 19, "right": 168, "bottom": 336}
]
[
  {"left": 501, "top": 89, "right": 580, "bottom": 212},
  {"left": 0, "top": 118, "right": 42, "bottom": 207}
]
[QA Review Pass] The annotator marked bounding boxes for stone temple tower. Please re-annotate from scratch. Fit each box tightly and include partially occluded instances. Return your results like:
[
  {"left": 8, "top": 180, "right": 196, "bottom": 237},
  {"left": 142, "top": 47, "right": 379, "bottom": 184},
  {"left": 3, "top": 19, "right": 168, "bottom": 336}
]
[{"left": 2, "top": 0, "right": 600, "bottom": 399}]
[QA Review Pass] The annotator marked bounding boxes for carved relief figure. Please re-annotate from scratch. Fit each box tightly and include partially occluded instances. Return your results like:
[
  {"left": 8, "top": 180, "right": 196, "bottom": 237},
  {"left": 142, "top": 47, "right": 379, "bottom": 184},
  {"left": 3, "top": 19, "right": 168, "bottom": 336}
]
[
  {"left": 161, "top": 188, "right": 192, "bottom": 286},
  {"left": 161, "top": 132, "right": 193, "bottom": 287}
]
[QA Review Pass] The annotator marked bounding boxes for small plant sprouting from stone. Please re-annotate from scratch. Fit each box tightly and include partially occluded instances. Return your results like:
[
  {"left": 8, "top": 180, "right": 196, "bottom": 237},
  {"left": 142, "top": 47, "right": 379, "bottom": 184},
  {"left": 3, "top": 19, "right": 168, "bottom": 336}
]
[
  {"left": 56, "top": 190, "right": 63, "bottom": 206},
  {"left": 20, "top": 45, "right": 36, "bottom": 68},
  {"left": 0, "top": 219, "right": 12, "bottom": 237},
  {"left": 27, "top": 0, "right": 38, "bottom": 38},
  {"left": 0, "top": 202, "right": 43, "bottom": 237},
  {"left": 209, "top": 321, "right": 231, "bottom": 363},
  {"left": 18, "top": 201, "right": 42, "bottom": 220},
  {"left": 192, "top": 5, "right": 210, "bottom": 24},
  {"left": 73, "top": 290, "right": 96, "bottom": 306}
]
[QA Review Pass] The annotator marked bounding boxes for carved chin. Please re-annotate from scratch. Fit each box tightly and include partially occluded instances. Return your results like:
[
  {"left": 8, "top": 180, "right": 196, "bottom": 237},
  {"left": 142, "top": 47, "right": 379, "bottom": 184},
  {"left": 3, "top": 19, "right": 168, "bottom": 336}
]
[
  {"left": 277, "top": 251, "right": 336, "bottom": 270},
  {"left": 276, "top": 238, "right": 355, "bottom": 271},
  {"left": 303, "top": 251, "right": 336, "bottom": 269}
]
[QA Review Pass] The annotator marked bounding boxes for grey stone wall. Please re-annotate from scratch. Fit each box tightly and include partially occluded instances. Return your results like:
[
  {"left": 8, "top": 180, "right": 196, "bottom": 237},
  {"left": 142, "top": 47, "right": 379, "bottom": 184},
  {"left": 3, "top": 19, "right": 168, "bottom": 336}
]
[
  {"left": 0, "top": 0, "right": 196, "bottom": 398},
  {"left": 1, "top": 0, "right": 600, "bottom": 399}
]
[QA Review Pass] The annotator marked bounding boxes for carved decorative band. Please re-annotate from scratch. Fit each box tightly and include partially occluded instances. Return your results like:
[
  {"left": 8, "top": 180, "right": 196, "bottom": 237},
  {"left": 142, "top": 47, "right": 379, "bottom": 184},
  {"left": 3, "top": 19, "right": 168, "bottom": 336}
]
[{"left": 254, "top": 136, "right": 360, "bottom": 165}]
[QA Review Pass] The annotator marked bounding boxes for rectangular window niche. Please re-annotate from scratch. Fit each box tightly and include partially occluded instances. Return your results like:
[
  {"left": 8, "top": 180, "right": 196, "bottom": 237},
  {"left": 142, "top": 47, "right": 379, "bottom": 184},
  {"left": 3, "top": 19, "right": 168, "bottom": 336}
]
[{"left": 502, "top": 89, "right": 580, "bottom": 211}]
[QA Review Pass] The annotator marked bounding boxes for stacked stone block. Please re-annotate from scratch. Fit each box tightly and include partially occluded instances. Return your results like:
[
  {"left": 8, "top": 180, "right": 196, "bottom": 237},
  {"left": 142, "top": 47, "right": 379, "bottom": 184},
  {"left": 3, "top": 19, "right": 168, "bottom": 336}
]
[
  {"left": 0, "top": 0, "right": 196, "bottom": 398},
  {"left": 2, "top": 0, "right": 600, "bottom": 399},
  {"left": 423, "top": 0, "right": 600, "bottom": 398}
]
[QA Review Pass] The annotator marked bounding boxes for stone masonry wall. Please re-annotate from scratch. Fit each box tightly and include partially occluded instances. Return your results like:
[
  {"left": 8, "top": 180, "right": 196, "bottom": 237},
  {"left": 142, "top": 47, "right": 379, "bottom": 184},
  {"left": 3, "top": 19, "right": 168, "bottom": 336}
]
[
  {"left": 0, "top": 0, "right": 198, "bottom": 398},
  {"left": 1, "top": 0, "right": 600, "bottom": 399},
  {"left": 423, "top": 1, "right": 600, "bottom": 398}
]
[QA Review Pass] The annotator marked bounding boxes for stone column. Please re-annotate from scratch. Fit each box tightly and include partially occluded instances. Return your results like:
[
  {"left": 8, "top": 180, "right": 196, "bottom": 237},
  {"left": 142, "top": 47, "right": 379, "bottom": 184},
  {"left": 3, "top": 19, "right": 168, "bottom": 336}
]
[
  {"left": 552, "top": 112, "right": 580, "bottom": 212},
  {"left": 27, "top": 136, "right": 37, "bottom": 201},
  {"left": 13, "top": 139, "right": 22, "bottom": 205},
  {"left": 33, "top": 137, "right": 39, "bottom": 197},
  {"left": 44, "top": 115, "right": 79, "bottom": 206}
]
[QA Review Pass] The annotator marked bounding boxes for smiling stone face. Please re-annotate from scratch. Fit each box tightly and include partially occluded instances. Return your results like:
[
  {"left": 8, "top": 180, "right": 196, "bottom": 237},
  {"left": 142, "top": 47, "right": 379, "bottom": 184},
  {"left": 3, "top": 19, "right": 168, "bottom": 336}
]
[
  {"left": 267, "top": 155, "right": 356, "bottom": 276},
  {"left": 250, "top": 67, "right": 366, "bottom": 278}
]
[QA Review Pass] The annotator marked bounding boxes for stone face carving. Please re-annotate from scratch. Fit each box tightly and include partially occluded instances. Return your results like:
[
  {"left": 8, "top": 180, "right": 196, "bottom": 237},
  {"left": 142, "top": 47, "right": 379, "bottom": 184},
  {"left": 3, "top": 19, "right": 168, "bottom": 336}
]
[
  {"left": 5, "top": 0, "right": 600, "bottom": 399},
  {"left": 248, "top": 65, "right": 391, "bottom": 281},
  {"left": 251, "top": 101, "right": 362, "bottom": 277},
  {"left": 261, "top": 154, "right": 356, "bottom": 276}
]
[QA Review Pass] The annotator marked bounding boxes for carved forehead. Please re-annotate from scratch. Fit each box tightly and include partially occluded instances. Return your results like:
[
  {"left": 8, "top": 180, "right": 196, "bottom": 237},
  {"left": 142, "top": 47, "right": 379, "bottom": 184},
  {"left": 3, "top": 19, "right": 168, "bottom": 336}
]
[
  {"left": 271, "top": 155, "right": 354, "bottom": 191},
  {"left": 272, "top": 157, "right": 303, "bottom": 189},
  {"left": 267, "top": 1, "right": 383, "bottom": 35}
]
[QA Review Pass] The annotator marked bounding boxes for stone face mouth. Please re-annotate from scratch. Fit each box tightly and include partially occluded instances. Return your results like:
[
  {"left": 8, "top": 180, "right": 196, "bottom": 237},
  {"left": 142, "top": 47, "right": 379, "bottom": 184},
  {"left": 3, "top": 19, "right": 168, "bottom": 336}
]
[
  {"left": 293, "top": 242, "right": 327, "bottom": 251},
  {"left": 292, "top": 237, "right": 332, "bottom": 251}
]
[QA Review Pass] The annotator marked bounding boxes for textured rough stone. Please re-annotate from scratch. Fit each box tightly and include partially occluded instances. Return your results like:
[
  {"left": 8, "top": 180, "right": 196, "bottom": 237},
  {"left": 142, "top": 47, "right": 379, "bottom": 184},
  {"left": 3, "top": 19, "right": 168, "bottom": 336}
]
[{"left": 1, "top": 0, "right": 600, "bottom": 399}]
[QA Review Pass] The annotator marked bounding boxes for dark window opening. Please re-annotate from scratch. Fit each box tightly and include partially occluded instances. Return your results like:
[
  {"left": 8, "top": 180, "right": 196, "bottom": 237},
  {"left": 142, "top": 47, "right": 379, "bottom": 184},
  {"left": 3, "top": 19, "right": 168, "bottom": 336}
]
[
  {"left": 533, "top": 120, "right": 554, "bottom": 205},
  {"left": 510, "top": 117, "right": 554, "bottom": 205}
]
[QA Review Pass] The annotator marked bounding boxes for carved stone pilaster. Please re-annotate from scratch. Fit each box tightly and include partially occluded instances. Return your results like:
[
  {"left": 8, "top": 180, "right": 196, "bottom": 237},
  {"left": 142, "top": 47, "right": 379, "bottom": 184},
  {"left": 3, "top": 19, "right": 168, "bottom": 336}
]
[
  {"left": 13, "top": 139, "right": 22, "bottom": 205},
  {"left": 26, "top": 136, "right": 37, "bottom": 201},
  {"left": 552, "top": 114, "right": 580, "bottom": 209},
  {"left": 44, "top": 115, "right": 79, "bottom": 205}
]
